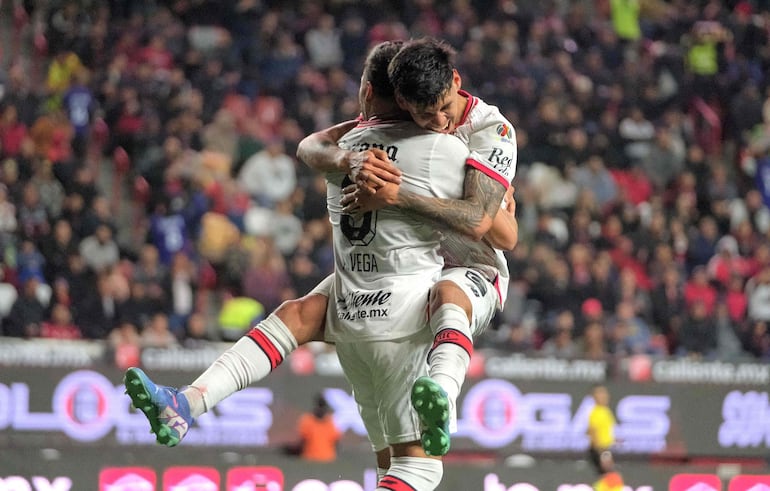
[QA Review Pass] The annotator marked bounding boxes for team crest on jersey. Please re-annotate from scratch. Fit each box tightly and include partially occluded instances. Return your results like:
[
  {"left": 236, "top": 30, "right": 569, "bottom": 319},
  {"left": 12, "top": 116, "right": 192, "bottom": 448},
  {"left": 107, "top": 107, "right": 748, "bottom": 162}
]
[{"left": 496, "top": 123, "right": 513, "bottom": 141}]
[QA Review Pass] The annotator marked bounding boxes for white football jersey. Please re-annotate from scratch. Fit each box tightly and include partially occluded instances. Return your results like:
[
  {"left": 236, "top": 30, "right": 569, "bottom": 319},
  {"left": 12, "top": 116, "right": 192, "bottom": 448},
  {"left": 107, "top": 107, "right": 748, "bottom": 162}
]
[
  {"left": 444, "top": 91, "right": 518, "bottom": 306},
  {"left": 325, "top": 118, "right": 469, "bottom": 342}
]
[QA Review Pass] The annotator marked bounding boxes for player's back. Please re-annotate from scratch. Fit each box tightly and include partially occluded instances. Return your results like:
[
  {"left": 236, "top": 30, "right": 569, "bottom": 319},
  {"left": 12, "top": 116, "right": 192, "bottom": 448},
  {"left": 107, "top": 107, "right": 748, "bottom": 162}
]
[{"left": 325, "top": 119, "right": 468, "bottom": 342}]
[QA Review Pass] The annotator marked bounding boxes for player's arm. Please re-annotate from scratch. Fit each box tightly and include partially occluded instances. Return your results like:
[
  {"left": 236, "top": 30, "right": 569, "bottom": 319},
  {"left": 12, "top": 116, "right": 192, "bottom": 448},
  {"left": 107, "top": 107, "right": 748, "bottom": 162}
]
[
  {"left": 484, "top": 185, "right": 518, "bottom": 250},
  {"left": 296, "top": 120, "right": 401, "bottom": 190},
  {"left": 344, "top": 166, "right": 506, "bottom": 241}
]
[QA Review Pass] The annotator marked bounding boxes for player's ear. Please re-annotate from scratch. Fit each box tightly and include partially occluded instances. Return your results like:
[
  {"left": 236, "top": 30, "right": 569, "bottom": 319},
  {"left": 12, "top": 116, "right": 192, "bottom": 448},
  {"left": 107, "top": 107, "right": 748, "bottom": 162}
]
[
  {"left": 395, "top": 92, "right": 408, "bottom": 110},
  {"left": 364, "top": 81, "right": 374, "bottom": 101},
  {"left": 452, "top": 69, "right": 462, "bottom": 90}
]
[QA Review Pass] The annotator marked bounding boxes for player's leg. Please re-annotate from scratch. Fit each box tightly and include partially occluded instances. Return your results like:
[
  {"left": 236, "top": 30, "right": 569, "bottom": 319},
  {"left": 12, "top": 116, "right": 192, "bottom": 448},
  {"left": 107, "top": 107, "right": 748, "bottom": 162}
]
[
  {"left": 365, "top": 334, "right": 445, "bottom": 491},
  {"left": 412, "top": 267, "right": 497, "bottom": 456},
  {"left": 124, "top": 275, "right": 332, "bottom": 446}
]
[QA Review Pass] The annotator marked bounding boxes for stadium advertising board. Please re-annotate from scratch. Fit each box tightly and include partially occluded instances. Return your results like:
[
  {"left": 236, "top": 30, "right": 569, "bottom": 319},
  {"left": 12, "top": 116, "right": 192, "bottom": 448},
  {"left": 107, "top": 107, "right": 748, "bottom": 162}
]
[
  {"left": 3, "top": 457, "right": 768, "bottom": 491},
  {"left": 1, "top": 365, "right": 768, "bottom": 459}
]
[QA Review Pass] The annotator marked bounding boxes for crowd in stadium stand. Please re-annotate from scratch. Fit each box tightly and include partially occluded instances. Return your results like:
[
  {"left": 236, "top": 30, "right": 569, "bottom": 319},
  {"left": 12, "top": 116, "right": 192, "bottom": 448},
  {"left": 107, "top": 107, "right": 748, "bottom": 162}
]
[{"left": 0, "top": 0, "right": 769, "bottom": 362}]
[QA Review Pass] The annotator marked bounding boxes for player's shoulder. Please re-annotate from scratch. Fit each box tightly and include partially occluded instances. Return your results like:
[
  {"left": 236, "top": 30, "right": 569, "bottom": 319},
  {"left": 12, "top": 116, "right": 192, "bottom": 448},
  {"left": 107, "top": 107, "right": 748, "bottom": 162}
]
[{"left": 472, "top": 98, "right": 515, "bottom": 132}]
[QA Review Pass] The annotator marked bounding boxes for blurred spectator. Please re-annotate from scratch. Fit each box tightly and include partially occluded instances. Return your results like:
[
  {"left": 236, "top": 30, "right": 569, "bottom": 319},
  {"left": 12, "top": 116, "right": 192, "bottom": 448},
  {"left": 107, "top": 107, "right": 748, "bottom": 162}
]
[
  {"left": 109, "top": 320, "right": 142, "bottom": 370},
  {"left": 577, "top": 321, "right": 608, "bottom": 360},
  {"left": 707, "top": 235, "right": 750, "bottom": 288},
  {"left": 168, "top": 252, "right": 197, "bottom": 337},
  {"left": 679, "top": 300, "right": 718, "bottom": 358},
  {"left": 183, "top": 312, "right": 214, "bottom": 346},
  {"left": 741, "top": 320, "right": 770, "bottom": 359},
  {"left": 0, "top": 184, "right": 17, "bottom": 249},
  {"left": 241, "top": 240, "right": 292, "bottom": 313},
  {"left": 618, "top": 107, "right": 654, "bottom": 165},
  {"left": 140, "top": 312, "right": 179, "bottom": 349},
  {"left": 746, "top": 266, "right": 770, "bottom": 322},
  {"left": 607, "top": 301, "right": 653, "bottom": 355},
  {"left": 684, "top": 265, "right": 718, "bottom": 316},
  {"left": 305, "top": 14, "right": 344, "bottom": 70},
  {"left": 642, "top": 127, "right": 686, "bottom": 191},
  {"left": 651, "top": 266, "right": 686, "bottom": 354},
  {"left": 3, "top": 276, "right": 46, "bottom": 338},
  {"left": 0, "top": 104, "right": 28, "bottom": 159},
  {"left": 541, "top": 310, "right": 578, "bottom": 358},
  {"left": 77, "top": 272, "right": 119, "bottom": 339},
  {"left": 237, "top": 138, "right": 297, "bottom": 207},
  {"left": 218, "top": 295, "right": 264, "bottom": 342},
  {"left": 40, "top": 303, "right": 80, "bottom": 339},
  {"left": 62, "top": 68, "right": 95, "bottom": 158},
  {"left": 133, "top": 244, "right": 169, "bottom": 307},
  {"left": 79, "top": 223, "right": 120, "bottom": 274},
  {"left": 30, "top": 160, "right": 65, "bottom": 219},
  {"left": 571, "top": 155, "right": 618, "bottom": 209},
  {"left": 16, "top": 239, "right": 45, "bottom": 285},
  {"left": 17, "top": 182, "right": 50, "bottom": 241},
  {"left": 148, "top": 199, "right": 191, "bottom": 266}
]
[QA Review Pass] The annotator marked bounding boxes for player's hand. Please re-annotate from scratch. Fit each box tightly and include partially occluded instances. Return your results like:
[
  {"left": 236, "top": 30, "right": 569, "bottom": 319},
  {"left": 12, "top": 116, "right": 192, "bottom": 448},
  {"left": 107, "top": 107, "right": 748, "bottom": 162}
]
[
  {"left": 348, "top": 148, "right": 401, "bottom": 195},
  {"left": 501, "top": 185, "right": 516, "bottom": 216},
  {"left": 341, "top": 182, "right": 399, "bottom": 213}
]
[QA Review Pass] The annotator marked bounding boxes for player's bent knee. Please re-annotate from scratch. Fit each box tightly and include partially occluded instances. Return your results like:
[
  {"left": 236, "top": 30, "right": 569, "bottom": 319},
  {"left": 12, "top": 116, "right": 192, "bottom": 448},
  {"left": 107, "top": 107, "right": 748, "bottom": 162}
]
[
  {"left": 429, "top": 281, "right": 472, "bottom": 317},
  {"left": 274, "top": 294, "right": 328, "bottom": 345}
]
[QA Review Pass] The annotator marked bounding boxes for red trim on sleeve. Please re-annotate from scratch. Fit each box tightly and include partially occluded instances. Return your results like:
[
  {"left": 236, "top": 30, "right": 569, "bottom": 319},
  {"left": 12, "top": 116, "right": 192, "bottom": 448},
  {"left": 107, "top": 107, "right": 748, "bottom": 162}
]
[{"left": 466, "top": 158, "right": 509, "bottom": 188}]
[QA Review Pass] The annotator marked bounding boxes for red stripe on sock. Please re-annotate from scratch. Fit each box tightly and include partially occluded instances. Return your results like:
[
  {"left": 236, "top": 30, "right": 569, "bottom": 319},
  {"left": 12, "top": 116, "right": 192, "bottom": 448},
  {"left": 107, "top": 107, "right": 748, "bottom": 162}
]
[
  {"left": 377, "top": 475, "right": 417, "bottom": 491},
  {"left": 246, "top": 328, "right": 283, "bottom": 370},
  {"left": 429, "top": 328, "right": 473, "bottom": 361}
]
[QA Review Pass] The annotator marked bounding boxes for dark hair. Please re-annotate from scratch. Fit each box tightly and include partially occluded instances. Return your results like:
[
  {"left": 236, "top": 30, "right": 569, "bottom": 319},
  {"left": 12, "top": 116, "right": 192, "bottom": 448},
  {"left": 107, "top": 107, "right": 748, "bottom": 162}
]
[
  {"left": 362, "top": 40, "right": 404, "bottom": 99},
  {"left": 388, "top": 37, "right": 456, "bottom": 109}
]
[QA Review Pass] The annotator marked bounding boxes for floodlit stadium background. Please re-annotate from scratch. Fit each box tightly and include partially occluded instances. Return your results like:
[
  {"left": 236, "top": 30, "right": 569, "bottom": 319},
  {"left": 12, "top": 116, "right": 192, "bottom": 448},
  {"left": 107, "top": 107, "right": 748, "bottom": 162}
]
[{"left": 1, "top": 1, "right": 770, "bottom": 490}]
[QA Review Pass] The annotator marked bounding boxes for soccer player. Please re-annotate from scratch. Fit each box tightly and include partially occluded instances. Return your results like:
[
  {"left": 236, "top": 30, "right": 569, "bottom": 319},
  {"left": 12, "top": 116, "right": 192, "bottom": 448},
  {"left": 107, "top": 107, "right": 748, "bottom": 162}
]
[
  {"left": 318, "top": 40, "right": 476, "bottom": 489},
  {"left": 342, "top": 37, "right": 517, "bottom": 458},
  {"left": 124, "top": 38, "right": 516, "bottom": 468}
]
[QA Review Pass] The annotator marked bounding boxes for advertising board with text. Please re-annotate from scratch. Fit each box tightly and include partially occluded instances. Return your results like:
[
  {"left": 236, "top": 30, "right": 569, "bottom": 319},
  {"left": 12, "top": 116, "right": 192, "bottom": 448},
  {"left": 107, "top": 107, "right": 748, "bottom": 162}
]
[{"left": 2, "top": 365, "right": 769, "bottom": 459}]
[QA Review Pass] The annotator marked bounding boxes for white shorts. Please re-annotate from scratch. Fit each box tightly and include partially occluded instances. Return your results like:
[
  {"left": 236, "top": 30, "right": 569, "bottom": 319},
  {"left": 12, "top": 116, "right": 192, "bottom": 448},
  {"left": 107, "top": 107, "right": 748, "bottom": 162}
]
[
  {"left": 438, "top": 267, "right": 499, "bottom": 338},
  {"left": 335, "top": 328, "right": 433, "bottom": 451}
]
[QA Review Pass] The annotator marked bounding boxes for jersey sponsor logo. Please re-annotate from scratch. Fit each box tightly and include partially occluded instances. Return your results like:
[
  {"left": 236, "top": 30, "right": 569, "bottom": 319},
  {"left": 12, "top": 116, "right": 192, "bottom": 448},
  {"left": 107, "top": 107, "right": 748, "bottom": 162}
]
[
  {"left": 487, "top": 147, "right": 513, "bottom": 174},
  {"left": 336, "top": 289, "right": 392, "bottom": 321},
  {"left": 496, "top": 123, "right": 513, "bottom": 141}
]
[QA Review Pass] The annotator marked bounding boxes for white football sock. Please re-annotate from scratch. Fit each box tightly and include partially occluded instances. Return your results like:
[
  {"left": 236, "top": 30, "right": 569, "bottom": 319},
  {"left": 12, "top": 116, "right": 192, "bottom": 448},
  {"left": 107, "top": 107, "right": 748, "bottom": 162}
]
[
  {"left": 377, "top": 456, "right": 443, "bottom": 491},
  {"left": 428, "top": 303, "right": 473, "bottom": 406},
  {"left": 182, "top": 314, "right": 298, "bottom": 417}
]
